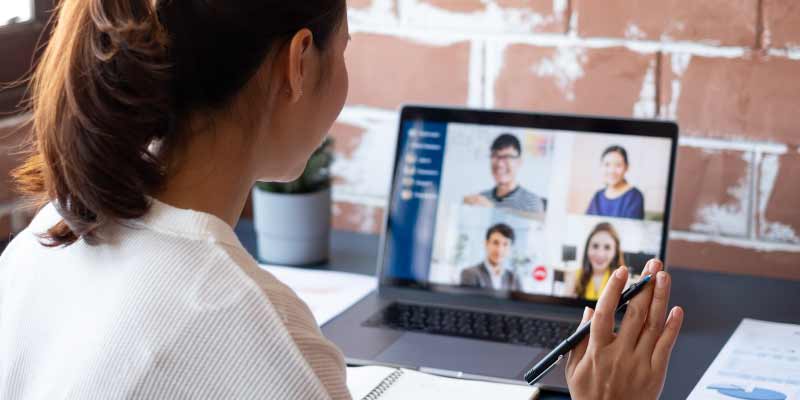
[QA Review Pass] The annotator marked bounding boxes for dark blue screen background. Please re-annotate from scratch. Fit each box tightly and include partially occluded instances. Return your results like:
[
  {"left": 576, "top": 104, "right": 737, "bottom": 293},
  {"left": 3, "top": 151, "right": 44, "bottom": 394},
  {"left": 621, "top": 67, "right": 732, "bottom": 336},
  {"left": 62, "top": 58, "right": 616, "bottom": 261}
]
[{"left": 384, "top": 120, "right": 447, "bottom": 282}]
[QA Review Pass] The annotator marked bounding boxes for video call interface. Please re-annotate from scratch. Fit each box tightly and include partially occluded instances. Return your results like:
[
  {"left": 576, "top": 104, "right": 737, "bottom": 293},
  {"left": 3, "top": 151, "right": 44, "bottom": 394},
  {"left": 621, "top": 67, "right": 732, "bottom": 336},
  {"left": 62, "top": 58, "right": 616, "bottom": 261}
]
[{"left": 384, "top": 118, "right": 674, "bottom": 303}]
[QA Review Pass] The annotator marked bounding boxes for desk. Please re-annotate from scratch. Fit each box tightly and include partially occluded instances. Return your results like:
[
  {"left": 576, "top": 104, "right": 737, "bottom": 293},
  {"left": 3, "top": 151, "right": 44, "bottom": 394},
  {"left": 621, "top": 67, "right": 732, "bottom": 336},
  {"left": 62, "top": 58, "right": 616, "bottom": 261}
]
[{"left": 235, "top": 220, "right": 800, "bottom": 400}]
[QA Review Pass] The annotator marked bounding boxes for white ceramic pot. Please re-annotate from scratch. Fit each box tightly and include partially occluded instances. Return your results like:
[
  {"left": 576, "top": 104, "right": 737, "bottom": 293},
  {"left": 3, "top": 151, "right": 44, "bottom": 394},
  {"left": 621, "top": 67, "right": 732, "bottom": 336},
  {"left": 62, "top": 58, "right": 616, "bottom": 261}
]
[{"left": 251, "top": 187, "right": 331, "bottom": 266}]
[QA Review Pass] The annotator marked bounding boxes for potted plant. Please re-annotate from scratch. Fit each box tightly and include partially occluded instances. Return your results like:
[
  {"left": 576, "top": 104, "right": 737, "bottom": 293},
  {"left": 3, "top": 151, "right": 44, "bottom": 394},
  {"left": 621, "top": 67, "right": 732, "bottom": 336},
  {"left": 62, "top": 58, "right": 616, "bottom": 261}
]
[{"left": 252, "top": 137, "right": 334, "bottom": 266}]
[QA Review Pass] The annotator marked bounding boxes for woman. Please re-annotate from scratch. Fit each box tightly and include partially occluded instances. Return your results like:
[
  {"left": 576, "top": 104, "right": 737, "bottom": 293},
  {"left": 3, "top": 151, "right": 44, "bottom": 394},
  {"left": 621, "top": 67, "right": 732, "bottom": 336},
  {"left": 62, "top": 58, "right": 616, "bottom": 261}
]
[
  {"left": 570, "top": 222, "right": 625, "bottom": 301},
  {"left": 0, "top": 1, "right": 682, "bottom": 399},
  {"left": 586, "top": 145, "right": 645, "bottom": 220}
]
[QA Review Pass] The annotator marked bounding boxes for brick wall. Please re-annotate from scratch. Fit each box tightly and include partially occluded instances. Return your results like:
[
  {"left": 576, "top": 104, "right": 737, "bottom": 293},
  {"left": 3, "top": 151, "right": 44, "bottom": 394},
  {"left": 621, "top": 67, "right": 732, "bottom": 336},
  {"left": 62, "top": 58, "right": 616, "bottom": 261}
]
[
  {"left": 331, "top": 0, "right": 800, "bottom": 280},
  {"left": 0, "top": 0, "right": 797, "bottom": 279}
]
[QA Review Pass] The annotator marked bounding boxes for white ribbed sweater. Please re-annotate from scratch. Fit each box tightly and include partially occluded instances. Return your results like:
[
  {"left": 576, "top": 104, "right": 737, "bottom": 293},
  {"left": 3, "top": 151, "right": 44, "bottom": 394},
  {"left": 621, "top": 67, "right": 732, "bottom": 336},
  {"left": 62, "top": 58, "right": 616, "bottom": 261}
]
[{"left": 0, "top": 200, "right": 351, "bottom": 400}]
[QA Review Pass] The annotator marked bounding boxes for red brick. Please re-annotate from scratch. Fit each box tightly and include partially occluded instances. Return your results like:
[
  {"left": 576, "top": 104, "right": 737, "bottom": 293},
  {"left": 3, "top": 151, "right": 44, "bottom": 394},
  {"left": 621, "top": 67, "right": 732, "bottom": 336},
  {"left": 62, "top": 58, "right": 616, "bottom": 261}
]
[
  {"left": 757, "top": 152, "right": 800, "bottom": 244},
  {"left": 329, "top": 122, "right": 367, "bottom": 160},
  {"left": 668, "top": 239, "right": 800, "bottom": 281},
  {"left": 660, "top": 53, "right": 800, "bottom": 145},
  {"left": 332, "top": 201, "right": 384, "bottom": 234},
  {"left": 413, "top": 0, "right": 567, "bottom": 33},
  {"left": 346, "top": 33, "right": 471, "bottom": 109},
  {"left": 347, "top": 0, "right": 378, "bottom": 9},
  {"left": 347, "top": 0, "right": 398, "bottom": 15},
  {"left": 329, "top": 121, "right": 368, "bottom": 189},
  {"left": 575, "top": 0, "right": 758, "bottom": 46},
  {"left": 762, "top": 0, "right": 800, "bottom": 49},
  {"left": 494, "top": 45, "right": 656, "bottom": 117},
  {"left": 421, "top": 0, "right": 485, "bottom": 13},
  {"left": 671, "top": 147, "right": 752, "bottom": 237}
]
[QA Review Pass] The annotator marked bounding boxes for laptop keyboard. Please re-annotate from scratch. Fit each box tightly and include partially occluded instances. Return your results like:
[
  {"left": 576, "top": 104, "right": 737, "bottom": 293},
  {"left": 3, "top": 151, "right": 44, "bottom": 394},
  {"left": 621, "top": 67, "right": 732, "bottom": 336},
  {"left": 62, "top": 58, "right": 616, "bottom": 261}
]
[{"left": 363, "top": 302, "right": 578, "bottom": 349}]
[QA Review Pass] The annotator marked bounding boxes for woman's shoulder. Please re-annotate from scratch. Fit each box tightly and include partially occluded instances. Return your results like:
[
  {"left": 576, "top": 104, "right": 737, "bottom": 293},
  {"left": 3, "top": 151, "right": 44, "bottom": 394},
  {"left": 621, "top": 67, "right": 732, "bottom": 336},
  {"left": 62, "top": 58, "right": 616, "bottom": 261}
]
[
  {"left": 0, "top": 203, "right": 62, "bottom": 265},
  {"left": 625, "top": 186, "right": 645, "bottom": 200},
  {"left": 604, "top": 185, "right": 642, "bottom": 201},
  {"left": 17, "top": 202, "right": 61, "bottom": 236}
]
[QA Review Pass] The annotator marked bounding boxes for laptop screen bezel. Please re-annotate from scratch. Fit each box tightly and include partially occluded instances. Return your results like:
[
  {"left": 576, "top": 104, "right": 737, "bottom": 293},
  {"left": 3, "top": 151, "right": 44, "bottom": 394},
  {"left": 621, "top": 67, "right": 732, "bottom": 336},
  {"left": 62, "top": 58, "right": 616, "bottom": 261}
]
[{"left": 377, "top": 104, "right": 679, "bottom": 309}]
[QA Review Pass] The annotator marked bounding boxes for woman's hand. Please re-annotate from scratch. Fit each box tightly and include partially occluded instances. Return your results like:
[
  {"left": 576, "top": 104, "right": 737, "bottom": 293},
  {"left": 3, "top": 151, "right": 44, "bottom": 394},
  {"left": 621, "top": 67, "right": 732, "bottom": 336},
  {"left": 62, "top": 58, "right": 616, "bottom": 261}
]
[{"left": 565, "top": 260, "right": 684, "bottom": 400}]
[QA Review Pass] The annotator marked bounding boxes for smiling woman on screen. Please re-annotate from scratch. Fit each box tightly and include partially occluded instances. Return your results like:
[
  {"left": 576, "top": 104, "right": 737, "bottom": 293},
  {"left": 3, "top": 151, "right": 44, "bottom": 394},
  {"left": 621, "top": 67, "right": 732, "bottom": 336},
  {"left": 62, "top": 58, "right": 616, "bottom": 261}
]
[
  {"left": 569, "top": 222, "right": 625, "bottom": 301},
  {"left": 586, "top": 145, "right": 645, "bottom": 220}
]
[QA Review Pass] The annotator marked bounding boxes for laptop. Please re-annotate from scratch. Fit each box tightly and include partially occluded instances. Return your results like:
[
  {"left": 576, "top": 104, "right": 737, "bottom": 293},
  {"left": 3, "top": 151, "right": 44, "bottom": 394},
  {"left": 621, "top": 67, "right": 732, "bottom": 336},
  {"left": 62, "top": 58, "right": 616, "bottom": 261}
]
[{"left": 322, "top": 105, "right": 678, "bottom": 392}]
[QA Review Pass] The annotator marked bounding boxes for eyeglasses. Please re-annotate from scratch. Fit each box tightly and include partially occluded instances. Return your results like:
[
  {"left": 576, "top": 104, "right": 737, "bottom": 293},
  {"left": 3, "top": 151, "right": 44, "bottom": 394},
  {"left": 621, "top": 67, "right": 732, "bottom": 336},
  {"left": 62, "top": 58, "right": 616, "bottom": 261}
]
[{"left": 490, "top": 153, "right": 520, "bottom": 161}]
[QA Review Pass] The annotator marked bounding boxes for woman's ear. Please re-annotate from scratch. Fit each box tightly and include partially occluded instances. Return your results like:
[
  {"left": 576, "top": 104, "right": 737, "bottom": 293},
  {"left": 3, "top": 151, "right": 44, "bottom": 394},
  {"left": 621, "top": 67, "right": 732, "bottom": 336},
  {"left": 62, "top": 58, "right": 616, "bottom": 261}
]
[{"left": 285, "top": 28, "right": 315, "bottom": 103}]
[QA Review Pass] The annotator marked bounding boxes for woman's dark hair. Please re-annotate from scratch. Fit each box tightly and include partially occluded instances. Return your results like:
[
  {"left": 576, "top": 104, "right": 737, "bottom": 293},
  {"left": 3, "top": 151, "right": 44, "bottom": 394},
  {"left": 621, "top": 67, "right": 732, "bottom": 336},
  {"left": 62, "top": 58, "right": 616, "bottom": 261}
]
[
  {"left": 602, "top": 145, "right": 629, "bottom": 166},
  {"left": 485, "top": 223, "right": 515, "bottom": 243},
  {"left": 575, "top": 222, "right": 625, "bottom": 299},
  {"left": 490, "top": 133, "right": 521, "bottom": 156},
  {"left": 13, "top": 0, "right": 346, "bottom": 247}
]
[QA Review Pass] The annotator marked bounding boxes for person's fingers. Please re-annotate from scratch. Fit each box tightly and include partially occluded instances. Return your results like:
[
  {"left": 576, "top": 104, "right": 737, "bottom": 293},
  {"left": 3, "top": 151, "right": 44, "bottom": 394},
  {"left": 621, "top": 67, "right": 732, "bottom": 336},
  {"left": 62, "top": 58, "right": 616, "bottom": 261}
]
[
  {"left": 618, "top": 260, "right": 659, "bottom": 349},
  {"left": 567, "top": 306, "right": 594, "bottom": 375},
  {"left": 589, "top": 266, "right": 627, "bottom": 349},
  {"left": 636, "top": 268, "right": 671, "bottom": 355},
  {"left": 651, "top": 306, "right": 684, "bottom": 372}
]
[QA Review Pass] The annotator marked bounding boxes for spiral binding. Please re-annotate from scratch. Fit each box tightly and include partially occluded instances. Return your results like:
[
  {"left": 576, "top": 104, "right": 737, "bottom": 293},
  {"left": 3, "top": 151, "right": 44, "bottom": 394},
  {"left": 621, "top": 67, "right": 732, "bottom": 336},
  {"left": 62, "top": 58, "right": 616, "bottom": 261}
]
[{"left": 361, "top": 369, "right": 405, "bottom": 400}]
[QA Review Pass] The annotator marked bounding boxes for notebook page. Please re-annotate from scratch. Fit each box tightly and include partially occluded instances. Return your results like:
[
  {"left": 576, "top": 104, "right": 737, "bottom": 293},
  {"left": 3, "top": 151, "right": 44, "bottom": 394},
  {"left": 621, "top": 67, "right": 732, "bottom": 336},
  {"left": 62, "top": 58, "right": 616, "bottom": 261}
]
[
  {"left": 380, "top": 369, "right": 538, "bottom": 400},
  {"left": 687, "top": 318, "right": 800, "bottom": 400},
  {"left": 346, "top": 366, "right": 399, "bottom": 400}
]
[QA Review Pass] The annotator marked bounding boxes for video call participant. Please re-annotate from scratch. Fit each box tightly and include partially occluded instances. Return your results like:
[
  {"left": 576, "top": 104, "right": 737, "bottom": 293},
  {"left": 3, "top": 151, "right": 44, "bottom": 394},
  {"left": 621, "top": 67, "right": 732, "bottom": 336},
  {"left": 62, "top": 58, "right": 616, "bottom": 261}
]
[
  {"left": 463, "top": 133, "right": 547, "bottom": 214},
  {"left": 460, "top": 223, "right": 520, "bottom": 291},
  {"left": 587, "top": 145, "right": 645, "bottom": 220},
  {"left": 568, "top": 222, "right": 625, "bottom": 301}
]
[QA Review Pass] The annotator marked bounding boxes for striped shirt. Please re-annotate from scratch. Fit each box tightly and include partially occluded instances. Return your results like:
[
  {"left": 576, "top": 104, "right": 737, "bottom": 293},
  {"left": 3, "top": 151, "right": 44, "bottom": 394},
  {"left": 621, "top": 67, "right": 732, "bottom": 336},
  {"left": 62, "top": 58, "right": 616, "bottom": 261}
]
[
  {"left": 0, "top": 200, "right": 350, "bottom": 400},
  {"left": 480, "top": 186, "right": 547, "bottom": 213}
]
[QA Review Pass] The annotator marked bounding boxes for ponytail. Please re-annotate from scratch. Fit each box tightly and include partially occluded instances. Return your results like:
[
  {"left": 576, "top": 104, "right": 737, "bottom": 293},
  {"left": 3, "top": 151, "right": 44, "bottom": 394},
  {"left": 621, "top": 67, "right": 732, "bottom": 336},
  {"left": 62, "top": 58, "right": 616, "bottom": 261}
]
[
  {"left": 12, "top": 0, "right": 347, "bottom": 247},
  {"left": 14, "top": 0, "right": 172, "bottom": 246}
]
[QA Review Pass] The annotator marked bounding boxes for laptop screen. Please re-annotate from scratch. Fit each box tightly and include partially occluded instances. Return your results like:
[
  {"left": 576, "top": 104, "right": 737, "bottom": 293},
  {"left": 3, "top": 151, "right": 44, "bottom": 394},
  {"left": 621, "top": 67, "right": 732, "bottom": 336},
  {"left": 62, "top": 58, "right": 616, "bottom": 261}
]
[{"left": 380, "top": 106, "right": 678, "bottom": 306}]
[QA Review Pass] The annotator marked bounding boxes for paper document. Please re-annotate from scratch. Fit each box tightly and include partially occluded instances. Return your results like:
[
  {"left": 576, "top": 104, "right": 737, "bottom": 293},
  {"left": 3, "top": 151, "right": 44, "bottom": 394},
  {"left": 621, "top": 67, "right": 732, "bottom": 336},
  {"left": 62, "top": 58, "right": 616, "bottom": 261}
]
[
  {"left": 347, "top": 365, "right": 400, "bottom": 400},
  {"left": 346, "top": 366, "right": 539, "bottom": 400},
  {"left": 260, "top": 265, "right": 376, "bottom": 326},
  {"left": 688, "top": 318, "right": 800, "bottom": 400}
]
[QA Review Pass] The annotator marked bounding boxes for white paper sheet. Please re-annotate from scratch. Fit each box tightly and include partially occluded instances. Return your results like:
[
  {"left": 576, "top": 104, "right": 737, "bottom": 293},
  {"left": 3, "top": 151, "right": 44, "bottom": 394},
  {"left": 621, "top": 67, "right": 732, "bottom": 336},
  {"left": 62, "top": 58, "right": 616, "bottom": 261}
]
[
  {"left": 347, "top": 365, "right": 399, "bottom": 400},
  {"left": 346, "top": 366, "right": 539, "bottom": 400},
  {"left": 687, "top": 318, "right": 800, "bottom": 400},
  {"left": 260, "top": 264, "right": 377, "bottom": 326}
]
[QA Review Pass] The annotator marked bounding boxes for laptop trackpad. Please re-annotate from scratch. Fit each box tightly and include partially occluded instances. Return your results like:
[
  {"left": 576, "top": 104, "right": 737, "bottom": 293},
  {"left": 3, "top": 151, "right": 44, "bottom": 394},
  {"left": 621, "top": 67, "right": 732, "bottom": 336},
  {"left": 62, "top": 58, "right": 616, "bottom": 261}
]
[{"left": 374, "top": 332, "right": 544, "bottom": 379}]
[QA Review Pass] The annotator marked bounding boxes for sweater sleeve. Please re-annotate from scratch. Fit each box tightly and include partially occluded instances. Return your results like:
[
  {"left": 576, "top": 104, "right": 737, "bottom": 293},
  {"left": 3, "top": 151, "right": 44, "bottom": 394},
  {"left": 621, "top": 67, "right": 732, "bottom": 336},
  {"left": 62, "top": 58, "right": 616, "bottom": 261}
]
[{"left": 236, "top": 258, "right": 351, "bottom": 400}]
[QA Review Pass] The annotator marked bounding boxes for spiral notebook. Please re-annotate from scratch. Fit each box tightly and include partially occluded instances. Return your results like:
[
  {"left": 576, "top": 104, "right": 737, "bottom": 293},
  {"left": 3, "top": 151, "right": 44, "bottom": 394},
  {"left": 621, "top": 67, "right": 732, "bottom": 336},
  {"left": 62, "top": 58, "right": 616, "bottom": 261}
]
[{"left": 346, "top": 366, "right": 539, "bottom": 400}]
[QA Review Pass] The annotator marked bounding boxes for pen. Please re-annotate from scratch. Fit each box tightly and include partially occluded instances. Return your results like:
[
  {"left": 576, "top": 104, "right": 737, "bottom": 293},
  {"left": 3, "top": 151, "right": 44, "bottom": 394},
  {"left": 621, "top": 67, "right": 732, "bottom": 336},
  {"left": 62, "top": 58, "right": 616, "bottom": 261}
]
[{"left": 524, "top": 274, "right": 654, "bottom": 385}]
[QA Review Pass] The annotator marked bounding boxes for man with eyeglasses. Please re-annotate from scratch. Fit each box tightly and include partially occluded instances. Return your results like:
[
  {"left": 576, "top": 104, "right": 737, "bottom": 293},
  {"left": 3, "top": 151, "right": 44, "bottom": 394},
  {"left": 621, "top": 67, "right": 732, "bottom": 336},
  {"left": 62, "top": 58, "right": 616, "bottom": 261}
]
[{"left": 463, "top": 133, "right": 547, "bottom": 214}]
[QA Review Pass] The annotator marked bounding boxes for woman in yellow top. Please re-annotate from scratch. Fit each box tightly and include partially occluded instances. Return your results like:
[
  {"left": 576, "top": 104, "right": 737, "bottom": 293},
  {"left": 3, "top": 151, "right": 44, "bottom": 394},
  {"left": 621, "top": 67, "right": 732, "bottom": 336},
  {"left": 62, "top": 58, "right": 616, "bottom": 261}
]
[
  {"left": 572, "top": 222, "right": 625, "bottom": 300},
  {"left": 0, "top": 0, "right": 683, "bottom": 398}
]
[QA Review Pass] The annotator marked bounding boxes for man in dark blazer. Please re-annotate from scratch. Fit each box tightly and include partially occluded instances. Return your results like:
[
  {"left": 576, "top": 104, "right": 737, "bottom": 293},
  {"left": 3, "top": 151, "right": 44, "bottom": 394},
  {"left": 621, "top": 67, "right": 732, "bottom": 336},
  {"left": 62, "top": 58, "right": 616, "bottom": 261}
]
[{"left": 460, "top": 223, "right": 520, "bottom": 291}]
